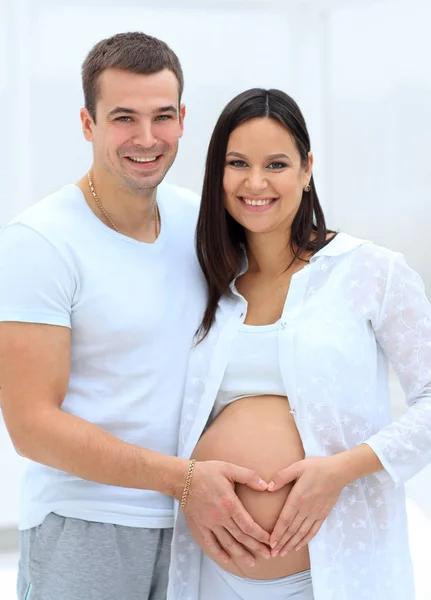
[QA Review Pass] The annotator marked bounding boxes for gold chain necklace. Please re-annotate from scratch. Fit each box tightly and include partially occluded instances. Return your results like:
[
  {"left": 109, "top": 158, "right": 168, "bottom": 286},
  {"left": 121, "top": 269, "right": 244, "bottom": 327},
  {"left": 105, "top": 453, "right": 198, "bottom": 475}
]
[{"left": 87, "top": 171, "right": 160, "bottom": 239}]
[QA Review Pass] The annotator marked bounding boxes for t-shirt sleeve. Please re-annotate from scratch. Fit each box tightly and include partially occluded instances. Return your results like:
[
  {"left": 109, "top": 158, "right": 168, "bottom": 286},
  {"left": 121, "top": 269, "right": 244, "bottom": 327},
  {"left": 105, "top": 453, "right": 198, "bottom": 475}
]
[{"left": 0, "top": 223, "right": 77, "bottom": 328}]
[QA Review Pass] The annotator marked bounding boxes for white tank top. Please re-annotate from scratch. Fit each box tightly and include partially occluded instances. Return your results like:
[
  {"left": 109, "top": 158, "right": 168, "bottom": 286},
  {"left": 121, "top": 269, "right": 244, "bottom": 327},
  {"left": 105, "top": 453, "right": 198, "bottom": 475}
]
[{"left": 213, "top": 320, "right": 286, "bottom": 418}]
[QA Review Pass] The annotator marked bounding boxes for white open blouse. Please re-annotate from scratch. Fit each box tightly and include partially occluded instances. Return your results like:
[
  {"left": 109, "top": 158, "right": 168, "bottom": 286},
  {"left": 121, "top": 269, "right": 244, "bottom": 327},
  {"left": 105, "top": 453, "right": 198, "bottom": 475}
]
[{"left": 168, "top": 233, "right": 431, "bottom": 600}]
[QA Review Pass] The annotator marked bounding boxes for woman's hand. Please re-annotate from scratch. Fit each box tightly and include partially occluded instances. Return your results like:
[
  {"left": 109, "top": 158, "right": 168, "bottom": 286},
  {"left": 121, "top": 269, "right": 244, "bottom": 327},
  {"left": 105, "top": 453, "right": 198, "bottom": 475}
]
[{"left": 267, "top": 455, "right": 350, "bottom": 556}]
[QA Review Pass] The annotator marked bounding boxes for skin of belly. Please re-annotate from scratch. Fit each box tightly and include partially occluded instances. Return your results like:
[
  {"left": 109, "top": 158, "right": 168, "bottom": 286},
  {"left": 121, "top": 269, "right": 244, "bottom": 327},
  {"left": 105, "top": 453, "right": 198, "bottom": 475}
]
[{"left": 187, "top": 395, "right": 311, "bottom": 580}]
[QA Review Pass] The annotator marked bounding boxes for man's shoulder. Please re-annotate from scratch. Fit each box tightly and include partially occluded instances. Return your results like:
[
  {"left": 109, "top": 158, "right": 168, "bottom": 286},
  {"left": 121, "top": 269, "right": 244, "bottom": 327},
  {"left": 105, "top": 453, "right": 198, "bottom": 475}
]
[
  {"left": 158, "top": 181, "right": 200, "bottom": 215},
  {"left": 8, "top": 184, "right": 83, "bottom": 235}
]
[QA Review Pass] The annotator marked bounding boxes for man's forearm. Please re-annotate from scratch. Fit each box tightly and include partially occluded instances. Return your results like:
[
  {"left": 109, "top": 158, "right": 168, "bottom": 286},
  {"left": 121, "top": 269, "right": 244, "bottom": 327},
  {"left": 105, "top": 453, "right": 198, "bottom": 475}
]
[{"left": 9, "top": 407, "right": 189, "bottom": 499}]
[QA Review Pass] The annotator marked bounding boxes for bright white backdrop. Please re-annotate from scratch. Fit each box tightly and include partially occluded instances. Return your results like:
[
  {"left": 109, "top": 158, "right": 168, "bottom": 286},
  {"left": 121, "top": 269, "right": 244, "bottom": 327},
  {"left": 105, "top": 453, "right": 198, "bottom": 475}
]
[
  {"left": 2, "top": 0, "right": 430, "bottom": 284},
  {"left": 0, "top": 0, "right": 430, "bottom": 570}
]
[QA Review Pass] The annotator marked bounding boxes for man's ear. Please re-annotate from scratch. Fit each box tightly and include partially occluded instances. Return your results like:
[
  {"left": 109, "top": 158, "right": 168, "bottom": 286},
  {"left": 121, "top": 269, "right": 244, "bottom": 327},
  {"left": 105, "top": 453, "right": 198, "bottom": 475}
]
[
  {"left": 80, "top": 107, "right": 95, "bottom": 142},
  {"left": 178, "top": 103, "right": 186, "bottom": 138}
]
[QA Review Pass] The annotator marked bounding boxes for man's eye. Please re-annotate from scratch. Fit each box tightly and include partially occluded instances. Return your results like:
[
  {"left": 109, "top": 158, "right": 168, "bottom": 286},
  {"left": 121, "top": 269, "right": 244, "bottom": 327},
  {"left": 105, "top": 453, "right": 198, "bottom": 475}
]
[
  {"left": 155, "top": 115, "right": 172, "bottom": 121},
  {"left": 115, "top": 116, "right": 132, "bottom": 122},
  {"left": 267, "top": 162, "right": 287, "bottom": 169}
]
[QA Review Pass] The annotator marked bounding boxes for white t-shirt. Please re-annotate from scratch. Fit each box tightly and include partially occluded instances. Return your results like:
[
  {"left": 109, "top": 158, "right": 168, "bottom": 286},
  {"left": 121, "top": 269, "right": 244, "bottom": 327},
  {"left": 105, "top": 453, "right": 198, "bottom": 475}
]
[{"left": 0, "top": 181, "right": 207, "bottom": 530}]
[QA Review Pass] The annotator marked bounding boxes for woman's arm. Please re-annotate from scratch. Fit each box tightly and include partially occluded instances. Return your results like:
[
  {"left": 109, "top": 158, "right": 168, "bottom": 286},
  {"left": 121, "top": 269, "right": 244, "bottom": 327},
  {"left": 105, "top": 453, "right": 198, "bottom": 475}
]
[
  {"left": 268, "top": 251, "right": 431, "bottom": 554},
  {"left": 364, "top": 251, "right": 431, "bottom": 486}
]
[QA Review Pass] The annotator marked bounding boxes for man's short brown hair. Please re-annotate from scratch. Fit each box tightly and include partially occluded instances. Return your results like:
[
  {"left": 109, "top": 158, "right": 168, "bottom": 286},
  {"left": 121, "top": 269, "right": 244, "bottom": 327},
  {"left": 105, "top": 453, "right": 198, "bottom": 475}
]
[{"left": 81, "top": 31, "right": 184, "bottom": 122}]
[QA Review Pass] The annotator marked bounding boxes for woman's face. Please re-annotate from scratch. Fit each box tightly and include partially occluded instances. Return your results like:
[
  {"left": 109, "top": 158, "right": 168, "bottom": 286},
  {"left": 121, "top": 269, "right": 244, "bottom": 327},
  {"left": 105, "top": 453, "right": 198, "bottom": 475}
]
[{"left": 223, "top": 117, "right": 312, "bottom": 235}]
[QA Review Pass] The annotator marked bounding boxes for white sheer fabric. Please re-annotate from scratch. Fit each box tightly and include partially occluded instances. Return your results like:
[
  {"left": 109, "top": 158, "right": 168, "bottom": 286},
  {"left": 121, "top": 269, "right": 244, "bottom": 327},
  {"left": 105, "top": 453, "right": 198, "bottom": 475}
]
[{"left": 168, "top": 233, "right": 431, "bottom": 600}]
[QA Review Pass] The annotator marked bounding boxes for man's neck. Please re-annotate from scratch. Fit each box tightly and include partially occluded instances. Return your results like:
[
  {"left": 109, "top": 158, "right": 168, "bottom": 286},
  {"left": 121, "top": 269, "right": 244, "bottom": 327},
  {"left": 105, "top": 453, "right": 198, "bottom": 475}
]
[{"left": 76, "top": 168, "right": 159, "bottom": 243}]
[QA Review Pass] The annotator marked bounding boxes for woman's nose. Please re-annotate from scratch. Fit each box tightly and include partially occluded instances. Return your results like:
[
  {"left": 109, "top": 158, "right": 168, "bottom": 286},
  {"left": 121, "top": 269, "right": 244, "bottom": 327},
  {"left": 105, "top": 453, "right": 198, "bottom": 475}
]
[{"left": 245, "top": 169, "right": 269, "bottom": 192}]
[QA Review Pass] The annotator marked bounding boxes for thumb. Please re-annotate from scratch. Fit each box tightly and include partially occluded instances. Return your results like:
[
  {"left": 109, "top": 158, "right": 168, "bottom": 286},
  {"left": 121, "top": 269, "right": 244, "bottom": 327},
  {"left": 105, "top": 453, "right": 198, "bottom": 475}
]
[
  {"left": 227, "top": 463, "right": 268, "bottom": 491},
  {"left": 267, "top": 463, "right": 301, "bottom": 492}
]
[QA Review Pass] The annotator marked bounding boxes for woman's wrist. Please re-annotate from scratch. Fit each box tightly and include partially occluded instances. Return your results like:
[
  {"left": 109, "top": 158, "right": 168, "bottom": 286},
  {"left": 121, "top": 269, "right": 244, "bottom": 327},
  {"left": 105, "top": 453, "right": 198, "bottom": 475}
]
[{"left": 332, "top": 444, "right": 384, "bottom": 487}]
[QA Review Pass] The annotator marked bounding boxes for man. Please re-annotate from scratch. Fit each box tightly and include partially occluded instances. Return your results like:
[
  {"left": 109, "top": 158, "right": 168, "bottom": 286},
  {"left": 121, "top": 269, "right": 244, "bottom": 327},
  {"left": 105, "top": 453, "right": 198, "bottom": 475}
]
[{"left": 0, "top": 32, "right": 270, "bottom": 600}]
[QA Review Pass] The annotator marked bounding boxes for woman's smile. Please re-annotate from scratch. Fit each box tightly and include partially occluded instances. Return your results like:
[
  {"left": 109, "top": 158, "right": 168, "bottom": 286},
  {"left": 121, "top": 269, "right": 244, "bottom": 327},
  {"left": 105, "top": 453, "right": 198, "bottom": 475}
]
[{"left": 238, "top": 195, "right": 279, "bottom": 212}]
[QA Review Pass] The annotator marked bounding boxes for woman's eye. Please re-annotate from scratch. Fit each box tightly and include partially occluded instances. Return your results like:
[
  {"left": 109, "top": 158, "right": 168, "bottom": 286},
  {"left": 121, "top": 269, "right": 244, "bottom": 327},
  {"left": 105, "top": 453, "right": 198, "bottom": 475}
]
[
  {"left": 228, "top": 160, "right": 248, "bottom": 168},
  {"left": 267, "top": 162, "right": 287, "bottom": 169}
]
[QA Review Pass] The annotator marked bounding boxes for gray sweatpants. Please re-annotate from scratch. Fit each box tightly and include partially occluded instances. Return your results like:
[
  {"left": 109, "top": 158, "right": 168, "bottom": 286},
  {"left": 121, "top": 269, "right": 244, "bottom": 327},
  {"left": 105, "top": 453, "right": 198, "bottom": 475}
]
[{"left": 17, "top": 512, "right": 173, "bottom": 600}]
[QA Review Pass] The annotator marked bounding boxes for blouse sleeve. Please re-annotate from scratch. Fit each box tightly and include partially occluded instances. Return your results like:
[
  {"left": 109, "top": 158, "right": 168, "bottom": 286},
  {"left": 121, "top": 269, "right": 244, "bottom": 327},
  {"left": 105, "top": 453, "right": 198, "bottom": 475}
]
[{"left": 365, "top": 252, "right": 431, "bottom": 487}]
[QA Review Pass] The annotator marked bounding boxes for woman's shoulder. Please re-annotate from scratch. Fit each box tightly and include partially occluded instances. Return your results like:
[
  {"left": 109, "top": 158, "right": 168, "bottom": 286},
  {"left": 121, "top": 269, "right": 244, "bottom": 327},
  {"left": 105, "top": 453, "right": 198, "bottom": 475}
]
[
  {"left": 316, "top": 233, "right": 412, "bottom": 300},
  {"left": 322, "top": 231, "right": 401, "bottom": 268}
]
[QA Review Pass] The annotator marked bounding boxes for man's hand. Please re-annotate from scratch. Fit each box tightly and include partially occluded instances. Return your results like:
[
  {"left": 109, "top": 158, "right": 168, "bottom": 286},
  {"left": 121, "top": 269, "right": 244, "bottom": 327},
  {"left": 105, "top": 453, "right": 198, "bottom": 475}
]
[{"left": 184, "top": 460, "right": 271, "bottom": 567}]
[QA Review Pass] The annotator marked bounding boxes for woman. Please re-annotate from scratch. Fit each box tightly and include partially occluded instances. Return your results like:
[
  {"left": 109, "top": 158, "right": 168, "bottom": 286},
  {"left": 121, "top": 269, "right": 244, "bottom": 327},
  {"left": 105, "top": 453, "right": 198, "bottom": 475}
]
[{"left": 167, "top": 89, "right": 431, "bottom": 600}]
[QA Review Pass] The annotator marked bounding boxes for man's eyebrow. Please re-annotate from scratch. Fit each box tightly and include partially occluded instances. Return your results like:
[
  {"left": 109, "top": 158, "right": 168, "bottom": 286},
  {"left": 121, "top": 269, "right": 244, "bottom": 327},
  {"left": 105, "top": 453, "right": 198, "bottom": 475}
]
[
  {"left": 107, "top": 105, "right": 178, "bottom": 118},
  {"left": 152, "top": 105, "right": 178, "bottom": 115},
  {"left": 107, "top": 106, "right": 138, "bottom": 118}
]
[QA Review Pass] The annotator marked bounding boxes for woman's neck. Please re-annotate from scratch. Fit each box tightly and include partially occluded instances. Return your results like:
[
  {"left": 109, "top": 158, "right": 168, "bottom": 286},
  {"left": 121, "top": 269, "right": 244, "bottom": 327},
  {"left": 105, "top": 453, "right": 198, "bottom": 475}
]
[{"left": 245, "top": 230, "right": 299, "bottom": 277}]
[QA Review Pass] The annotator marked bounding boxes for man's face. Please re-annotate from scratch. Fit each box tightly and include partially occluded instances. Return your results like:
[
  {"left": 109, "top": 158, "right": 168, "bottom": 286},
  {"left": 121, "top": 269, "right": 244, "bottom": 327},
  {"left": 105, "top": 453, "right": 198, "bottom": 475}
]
[{"left": 81, "top": 68, "right": 185, "bottom": 194}]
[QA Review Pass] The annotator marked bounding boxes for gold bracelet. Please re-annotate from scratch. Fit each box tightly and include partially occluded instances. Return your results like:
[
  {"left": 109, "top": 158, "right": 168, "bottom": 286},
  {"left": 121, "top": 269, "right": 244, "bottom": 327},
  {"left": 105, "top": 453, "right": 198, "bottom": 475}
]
[{"left": 180, "top": 459, "right": 197, "bottom": 512}]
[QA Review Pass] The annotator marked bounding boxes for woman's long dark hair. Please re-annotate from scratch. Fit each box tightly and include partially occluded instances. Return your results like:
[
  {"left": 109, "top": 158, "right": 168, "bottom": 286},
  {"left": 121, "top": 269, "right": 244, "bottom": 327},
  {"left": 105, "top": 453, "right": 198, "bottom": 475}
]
[{"left": 196, "top": 88, "right": 330, "bottom": 341}]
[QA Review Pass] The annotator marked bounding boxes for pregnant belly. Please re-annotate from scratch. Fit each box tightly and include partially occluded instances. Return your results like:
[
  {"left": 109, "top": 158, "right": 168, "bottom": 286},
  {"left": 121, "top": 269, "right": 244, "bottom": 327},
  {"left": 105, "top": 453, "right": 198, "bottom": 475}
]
[{"left": 187, "top": 395, "right": 310, "bottom": 580}]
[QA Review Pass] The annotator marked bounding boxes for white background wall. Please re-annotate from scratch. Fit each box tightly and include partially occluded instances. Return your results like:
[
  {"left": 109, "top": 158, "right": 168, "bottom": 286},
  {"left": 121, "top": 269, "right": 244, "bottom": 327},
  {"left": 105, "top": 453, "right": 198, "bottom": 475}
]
[
  {"left": 327, "top": 0, "right": 431, "bottom": 283},
  {"left": 0, "top": 0, "right": 430, "bottom": 528}
]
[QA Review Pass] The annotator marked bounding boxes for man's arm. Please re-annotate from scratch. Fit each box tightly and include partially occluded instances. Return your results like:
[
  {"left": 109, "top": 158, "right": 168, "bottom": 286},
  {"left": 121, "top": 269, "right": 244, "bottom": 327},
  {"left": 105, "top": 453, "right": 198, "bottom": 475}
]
[
  {"left": 0, "top": 321, "right": 271, "bottom": 564},
  {"left": 0, "top": 321, "right": 189, "bottom": 495}
]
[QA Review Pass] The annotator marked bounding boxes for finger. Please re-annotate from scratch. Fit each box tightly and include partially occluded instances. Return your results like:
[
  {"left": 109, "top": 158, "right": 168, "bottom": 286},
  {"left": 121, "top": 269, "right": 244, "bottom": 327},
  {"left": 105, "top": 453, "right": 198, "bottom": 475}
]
[
  {"left": 271, "top": 512, "right": 306, "bottom": 556},
  {"left": 228, "top": 464, "right": 268, "bottom": 491},
  {"left": 231, "top": 502, "right": 271, "bottom": 544},
  {"left": 225, "top": 521, "right": 271, "bottom": 560},
  {"left": 269, "top": 498, "right": 300, "bottom": 548},
  {"left": 278, "top": 517, "right": 315, "bottom": 557},
  {"left": 268, "top": 464, "right": 300, "bottom": 492},
  {"left": 293, "top": 520, "right": 324, "bottom": 552},
  {"left": 200, "top": 526, "right": 230, "bottom": 564},
  {"left": 213, "top": 525, "right": 257, "bottom": 568}
]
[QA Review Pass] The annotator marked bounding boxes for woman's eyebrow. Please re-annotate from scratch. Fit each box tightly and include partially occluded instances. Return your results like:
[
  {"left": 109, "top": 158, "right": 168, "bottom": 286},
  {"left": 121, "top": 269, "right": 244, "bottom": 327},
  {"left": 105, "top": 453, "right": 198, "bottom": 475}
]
[
  {"left": 226, "top": 151, "right": 290, "bottom": 160},
  {"left": 226, "top": 151, "right": 248, "bottom": 159},
  {"left": 267, "top": 153, "right": 290, "bottom": 160}
]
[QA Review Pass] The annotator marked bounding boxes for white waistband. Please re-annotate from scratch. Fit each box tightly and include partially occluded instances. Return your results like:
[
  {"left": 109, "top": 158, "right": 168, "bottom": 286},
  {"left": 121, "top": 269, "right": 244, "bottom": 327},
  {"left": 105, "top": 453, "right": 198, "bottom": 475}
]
[{"left": 203, "top": 554, "right": 314, "bottom": 596}]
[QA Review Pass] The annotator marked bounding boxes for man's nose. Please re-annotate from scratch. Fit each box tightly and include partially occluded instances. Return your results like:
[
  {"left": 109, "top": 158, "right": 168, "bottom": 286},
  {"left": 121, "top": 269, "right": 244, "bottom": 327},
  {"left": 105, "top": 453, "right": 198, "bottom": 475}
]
[{"left": 132, "top": 122, "right": 158, "bottom": 150}]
